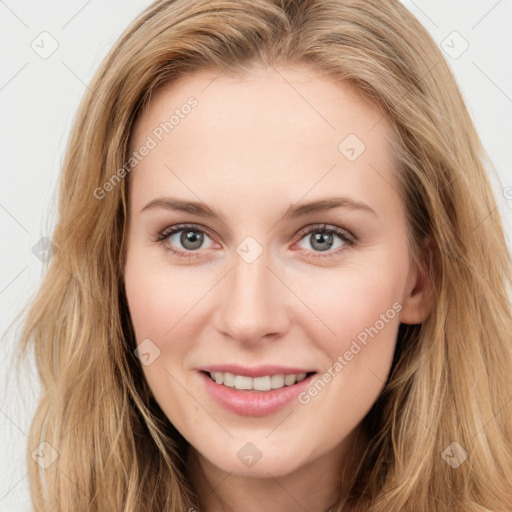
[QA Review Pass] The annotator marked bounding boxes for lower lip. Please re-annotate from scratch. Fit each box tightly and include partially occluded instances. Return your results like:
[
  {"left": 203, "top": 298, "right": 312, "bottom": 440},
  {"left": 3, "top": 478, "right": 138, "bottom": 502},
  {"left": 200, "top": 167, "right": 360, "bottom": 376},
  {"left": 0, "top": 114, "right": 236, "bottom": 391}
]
[{"left": 199, "top": 371, "right": 316, "bottom": 417}]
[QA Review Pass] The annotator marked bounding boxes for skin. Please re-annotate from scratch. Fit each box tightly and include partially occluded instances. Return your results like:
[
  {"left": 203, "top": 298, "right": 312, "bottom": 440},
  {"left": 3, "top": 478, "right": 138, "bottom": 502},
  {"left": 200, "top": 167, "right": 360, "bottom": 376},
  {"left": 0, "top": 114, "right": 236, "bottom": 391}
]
[{"left": 123, "top": 63, "right": 434, "bottom": 512}]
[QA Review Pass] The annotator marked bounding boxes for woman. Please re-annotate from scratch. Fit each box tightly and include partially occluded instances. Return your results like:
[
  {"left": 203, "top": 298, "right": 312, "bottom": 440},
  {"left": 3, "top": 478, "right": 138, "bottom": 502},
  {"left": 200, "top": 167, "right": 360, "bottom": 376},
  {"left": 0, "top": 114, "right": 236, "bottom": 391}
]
[{"left": 17, "top": 0, "right": 512, "bottom": 510}]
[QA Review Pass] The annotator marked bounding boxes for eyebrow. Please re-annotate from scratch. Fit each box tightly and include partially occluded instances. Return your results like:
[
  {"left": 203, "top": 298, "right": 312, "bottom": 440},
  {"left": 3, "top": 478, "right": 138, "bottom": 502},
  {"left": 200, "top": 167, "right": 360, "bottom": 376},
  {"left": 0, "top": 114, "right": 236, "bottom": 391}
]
[{"left": 140, "top": 196, "right": 376, "bottom": 219}]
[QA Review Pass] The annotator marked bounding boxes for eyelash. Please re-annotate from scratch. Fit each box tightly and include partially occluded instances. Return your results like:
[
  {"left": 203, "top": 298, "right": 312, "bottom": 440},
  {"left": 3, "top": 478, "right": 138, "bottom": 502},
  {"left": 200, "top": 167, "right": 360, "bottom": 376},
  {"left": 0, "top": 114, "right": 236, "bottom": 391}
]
[{"left": 154, "top": 223, "right": 356, "bottom": 260}]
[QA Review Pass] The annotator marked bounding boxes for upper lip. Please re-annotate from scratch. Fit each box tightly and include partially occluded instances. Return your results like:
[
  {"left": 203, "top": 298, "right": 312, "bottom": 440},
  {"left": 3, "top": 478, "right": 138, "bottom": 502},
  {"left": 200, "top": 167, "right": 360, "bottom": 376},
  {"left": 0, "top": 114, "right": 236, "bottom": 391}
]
[{"left": 199, "top": 364, "right": 316, "bottom": 378}]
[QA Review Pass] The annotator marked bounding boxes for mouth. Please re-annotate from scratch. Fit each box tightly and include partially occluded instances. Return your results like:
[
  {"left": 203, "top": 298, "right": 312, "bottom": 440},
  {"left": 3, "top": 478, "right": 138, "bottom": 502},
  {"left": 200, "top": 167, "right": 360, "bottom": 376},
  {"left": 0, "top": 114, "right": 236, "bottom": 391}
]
[
  {"left": 201, "top": 370, "right": 317, "bottom": 393},
  {"left": 198, "top": 368, "right": 318, "bottom": 416}
]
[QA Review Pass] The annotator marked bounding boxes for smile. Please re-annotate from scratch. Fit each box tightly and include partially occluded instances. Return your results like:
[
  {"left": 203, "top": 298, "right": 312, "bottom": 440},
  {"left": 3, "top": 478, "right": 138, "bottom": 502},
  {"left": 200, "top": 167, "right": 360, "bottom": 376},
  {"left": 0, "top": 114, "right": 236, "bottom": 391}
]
[
  {"left": 198, "top": 368, "right": 318, "bottom": 416},
  {"left": 207, "top": 371, "right": 310, "bottom": 391}
]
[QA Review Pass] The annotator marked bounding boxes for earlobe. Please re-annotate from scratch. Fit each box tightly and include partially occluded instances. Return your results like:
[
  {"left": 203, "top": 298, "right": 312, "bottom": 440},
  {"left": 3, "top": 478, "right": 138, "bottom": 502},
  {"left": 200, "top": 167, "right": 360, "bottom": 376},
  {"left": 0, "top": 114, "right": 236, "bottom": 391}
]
[{"left": 400, "top": 240, "right": 436, "bottom": 325}]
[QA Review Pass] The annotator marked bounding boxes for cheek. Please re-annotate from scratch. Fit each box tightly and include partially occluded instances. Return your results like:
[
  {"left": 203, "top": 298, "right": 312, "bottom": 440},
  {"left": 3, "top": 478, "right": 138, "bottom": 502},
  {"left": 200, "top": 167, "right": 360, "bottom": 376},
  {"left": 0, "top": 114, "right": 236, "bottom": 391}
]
[
  {"left": 123, "top": 256, "right": 207, "bottom": 425},
  {"left": 124, "top": 250, "right": 207, "bottom": 345},
  {"left": 293, "top": 262, "right": 403, "bottom": 351},
  {"left": 290, "top": 260, "right": 404, "bottom": 407},
  {"left": 292, "top": 283, "right": 401, "bottom": 445}
]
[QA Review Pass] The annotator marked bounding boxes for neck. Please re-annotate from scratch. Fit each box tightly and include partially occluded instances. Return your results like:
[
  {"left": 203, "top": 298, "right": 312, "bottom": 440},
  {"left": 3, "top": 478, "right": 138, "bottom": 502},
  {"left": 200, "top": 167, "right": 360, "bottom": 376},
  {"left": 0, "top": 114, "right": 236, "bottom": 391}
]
[{"left": 185, "top": 426, "right": 364, "bottom": 512}]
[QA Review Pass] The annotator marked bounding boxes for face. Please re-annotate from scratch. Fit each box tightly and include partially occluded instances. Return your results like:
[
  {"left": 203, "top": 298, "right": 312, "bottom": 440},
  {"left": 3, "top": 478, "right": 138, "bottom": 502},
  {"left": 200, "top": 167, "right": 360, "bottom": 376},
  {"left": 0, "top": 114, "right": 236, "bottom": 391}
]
[{"left": 123, "top": 63, "right": 431, "bottom": 479}]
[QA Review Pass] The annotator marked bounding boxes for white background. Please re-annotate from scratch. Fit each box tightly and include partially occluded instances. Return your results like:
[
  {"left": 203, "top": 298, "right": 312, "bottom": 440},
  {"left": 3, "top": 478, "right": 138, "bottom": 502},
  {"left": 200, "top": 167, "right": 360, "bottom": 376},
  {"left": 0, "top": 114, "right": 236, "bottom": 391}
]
[{"left": 1, "top": 1, "right": 511, "bottom": 510}]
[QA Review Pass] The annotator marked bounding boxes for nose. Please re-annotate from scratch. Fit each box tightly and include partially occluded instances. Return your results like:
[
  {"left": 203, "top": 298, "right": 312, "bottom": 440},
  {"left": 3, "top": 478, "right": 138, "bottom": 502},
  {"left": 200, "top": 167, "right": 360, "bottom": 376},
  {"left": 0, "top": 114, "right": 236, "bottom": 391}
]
[{"left": 213, "top": 248, "right": 291, "bottom": 345}]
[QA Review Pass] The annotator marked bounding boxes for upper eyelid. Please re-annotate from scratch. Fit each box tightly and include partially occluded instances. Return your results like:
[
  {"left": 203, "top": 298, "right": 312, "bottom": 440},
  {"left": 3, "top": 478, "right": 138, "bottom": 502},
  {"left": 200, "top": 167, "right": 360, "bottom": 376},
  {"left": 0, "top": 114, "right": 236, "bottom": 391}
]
[
  {"left": 295, "top": 223, "right": 353, "bottom": 240},
  {"left": 161, "top": 223, "right": 216, "bottom": 239}
]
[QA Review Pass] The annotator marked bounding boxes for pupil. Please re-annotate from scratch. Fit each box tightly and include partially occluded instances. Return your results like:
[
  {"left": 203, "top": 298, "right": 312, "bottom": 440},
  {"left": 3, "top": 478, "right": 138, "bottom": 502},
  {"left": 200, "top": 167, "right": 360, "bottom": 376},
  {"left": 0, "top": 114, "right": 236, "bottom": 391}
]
[
  {"left": 311, "top": 232, "right": 333, "bottom": 251},
  {"left": 181, "top": 230, "right": 203, "bottom": 250}
]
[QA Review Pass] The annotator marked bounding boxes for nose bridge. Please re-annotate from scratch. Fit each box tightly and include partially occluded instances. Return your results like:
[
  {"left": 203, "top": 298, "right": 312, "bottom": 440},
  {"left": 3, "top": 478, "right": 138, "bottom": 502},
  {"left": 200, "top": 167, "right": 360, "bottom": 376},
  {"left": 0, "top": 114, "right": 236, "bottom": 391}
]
[{"left": 214, "top": 247, "right": 289, "bottom": 343}]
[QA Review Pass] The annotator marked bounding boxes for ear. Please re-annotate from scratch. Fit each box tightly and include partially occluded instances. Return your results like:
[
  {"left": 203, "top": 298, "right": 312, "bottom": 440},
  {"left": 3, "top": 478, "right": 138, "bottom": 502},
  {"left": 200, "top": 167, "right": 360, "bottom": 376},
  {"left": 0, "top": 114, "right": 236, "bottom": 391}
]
[{"left": 400, "top": 239, "right": 436, "bottom": 325}]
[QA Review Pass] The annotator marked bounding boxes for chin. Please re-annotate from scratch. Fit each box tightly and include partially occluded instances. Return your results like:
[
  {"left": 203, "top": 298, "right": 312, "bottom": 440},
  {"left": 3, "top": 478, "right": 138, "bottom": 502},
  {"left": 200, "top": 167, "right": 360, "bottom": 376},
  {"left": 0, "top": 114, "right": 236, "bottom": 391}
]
[{"left": 194, "top": 438, "right": 308, "bottom": 478}]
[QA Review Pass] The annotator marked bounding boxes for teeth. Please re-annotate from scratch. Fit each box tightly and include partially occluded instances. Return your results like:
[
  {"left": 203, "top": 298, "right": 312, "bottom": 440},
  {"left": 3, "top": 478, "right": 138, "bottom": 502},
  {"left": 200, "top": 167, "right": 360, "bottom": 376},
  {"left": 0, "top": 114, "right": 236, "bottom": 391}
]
[
  {"left": 234, "top": 375, "right": 252, "bottom": 390},
  {"left": 209, "top": 371, "right": 309, "bottom": 391},
  {"left": 223, "top": 372, "right": 235, "bottom": 387},
  {"left": 270, "top": 374, "right": 284, "bottom": 389},
  {"left": 284, "top": 374, "right": 296, "bottom": 386},
  {"left": 253, "top": 376, "right": 271, "bottom": 391}
]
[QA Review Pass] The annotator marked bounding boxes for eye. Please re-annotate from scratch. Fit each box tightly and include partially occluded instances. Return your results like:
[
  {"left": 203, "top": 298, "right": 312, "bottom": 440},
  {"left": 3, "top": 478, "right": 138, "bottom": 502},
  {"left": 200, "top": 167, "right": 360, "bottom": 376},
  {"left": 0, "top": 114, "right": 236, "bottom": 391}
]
[
  {"left": 156, "top": 224, "right": 216, "bottom": 256},
  {"left": 294, "top": 224, "right": 355, "bottom": 256},
  {"left": 155, "top": 222, "right": 356, "bottom": 260}
]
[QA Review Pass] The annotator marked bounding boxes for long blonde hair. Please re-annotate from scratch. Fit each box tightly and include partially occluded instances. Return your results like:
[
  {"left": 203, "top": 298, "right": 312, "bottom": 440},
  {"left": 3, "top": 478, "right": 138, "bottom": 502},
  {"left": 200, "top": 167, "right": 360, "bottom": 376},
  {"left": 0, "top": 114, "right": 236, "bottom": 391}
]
[{"left": 14, "top": 0, "right": 512, "bottom": 510}]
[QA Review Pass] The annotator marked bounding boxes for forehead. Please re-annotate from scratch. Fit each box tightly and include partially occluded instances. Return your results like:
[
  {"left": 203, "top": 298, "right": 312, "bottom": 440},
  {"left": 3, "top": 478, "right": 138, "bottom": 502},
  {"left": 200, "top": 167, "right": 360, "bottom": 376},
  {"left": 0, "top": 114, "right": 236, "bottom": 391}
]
[
  {"left": 127, "top": 64, "right": 399, "bottom": 214},
  {"left": 131, "top": 63, "right": 390, "bottom": 147}
]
